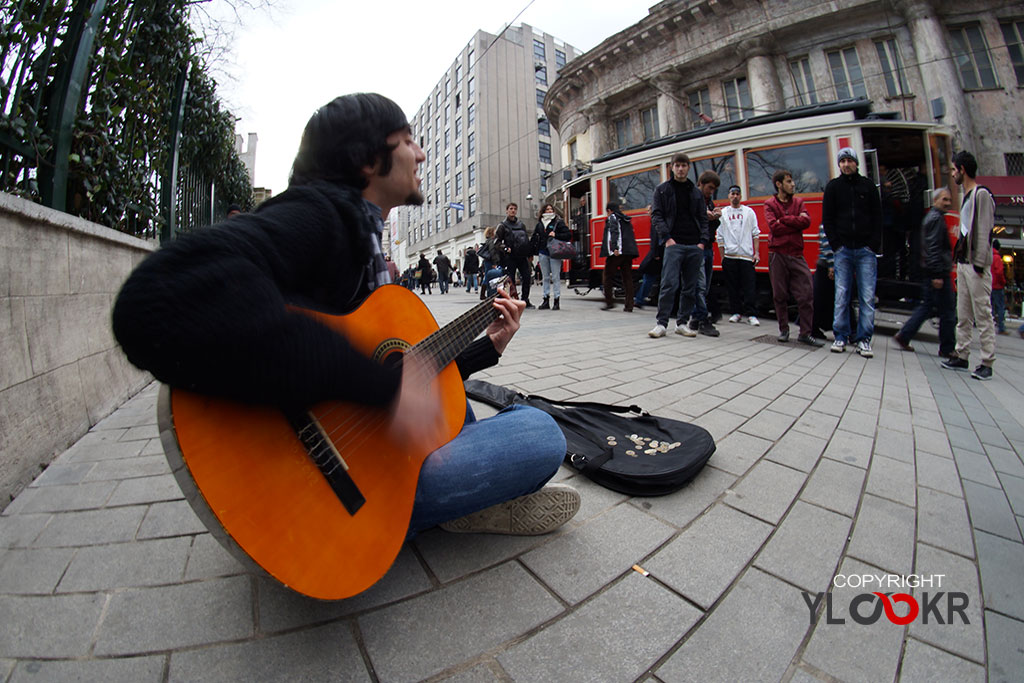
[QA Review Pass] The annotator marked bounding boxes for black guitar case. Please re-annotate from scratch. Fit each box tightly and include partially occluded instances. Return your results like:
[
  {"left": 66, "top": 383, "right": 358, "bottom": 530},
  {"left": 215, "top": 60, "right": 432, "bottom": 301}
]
[{"left": 465, "top": 380, "right": 715, "bottom": 496}]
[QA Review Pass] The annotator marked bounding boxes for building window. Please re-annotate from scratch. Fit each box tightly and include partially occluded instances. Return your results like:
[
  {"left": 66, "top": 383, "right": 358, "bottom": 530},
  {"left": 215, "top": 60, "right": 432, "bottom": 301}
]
[
  {"left": 468, "top": 103, "right": 475, "bottom": 126},
  {"left": 456, "top": 171, "right": 463, "bottom": 195},
  {"left": 455, "top": 143, "right": 462, "bottom": 165},
  {"left": 468, "top": 77, "right": 475, "bottom": 96},
  {"left": 614, "top": 116, "right": 632, "bottom": 148},
  {"left": 538, "top": 118, "right": 550, "bottom": 136},
  {"left": 468, "top": 162, "right": 476, "bottom": 187},
  {"left": 455, "top": 93, "right": 460, "bottom": 109},
  {"left": 469, "top": 193, "right": 476, "bottom": 217},
  {"left": 444, "top": 154, "right": 450, "bottom": 175},
  {"left": 468, "top": 49, "right": 475, "bottom": 70},
  {"left": 1007, "top": 153, "right": 1024, "bottom": 176},
  {"left": 444, "top": 78, "right": 450, "bottom": 96},
  {"left": 536, "top": 66, "right": 547, "bottom": 85},
  {"left": 1000, "top": 20, "right": 1024, "bottom": 86},
  {"left": 539, "top": 141, "right": 552, "bottom": 164},
  {"left": 789, "top": 56, "right": 817, "bottom": 106},
  {"left": 556, "top": 49, "right": 566, "bottom": 70},
  {"left": 436, "top": 91, "right": 442, "bottom": 107},
  {"left": 875, "top": 38, "right": 909, "bottom": 97},
  {"left": 640, "top": 105, "right": 659, "bottom": 141},
  {"left": 455, "top": 117, "right": 462, "bottom": 138},
  {"left": 688, "top": 88, "right": 712, "bottom": 127},
  {"left": 723, "top": 77, "right": 753, "bottom": 121},
  {"left": 444, "top": 129, "right": 450, "bottom": 149},
  {"left": 445, "top": 103, "right": 450, "bottom": 124},
  {"left": 948, "top": 24, "right": 998, "bottom": 90},
  {"left": 827, "top": 47, "right": 867, "bottom": 99},
  {"left": 445, "top": 180, "right": 451, "bottom": 202},
  {"left": 536, "top": 88, "right": 547, "bottom": 107},
  {"left": 534, "top": 38, "right": 546, "bottom": 61},
  {"left": 467, "top": 132, "right": 475, "bottom": 156},
  {"left": 455, "top": 63, "right": 463, "bottom": 84},
  {"left": 434, "top": 163, "right": 440, "bottom": 183},
  {"left": 540, "top": 175, "right": 548, "bottom": 193},
  {"left": 569, "top": 138, "right": 578, "bottom": 162}
]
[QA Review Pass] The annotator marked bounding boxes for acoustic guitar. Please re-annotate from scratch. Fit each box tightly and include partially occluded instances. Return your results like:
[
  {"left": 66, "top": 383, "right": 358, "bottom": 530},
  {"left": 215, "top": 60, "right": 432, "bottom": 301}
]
[{"left": 158, "top": 279, "right": 512, "bottom": 600}]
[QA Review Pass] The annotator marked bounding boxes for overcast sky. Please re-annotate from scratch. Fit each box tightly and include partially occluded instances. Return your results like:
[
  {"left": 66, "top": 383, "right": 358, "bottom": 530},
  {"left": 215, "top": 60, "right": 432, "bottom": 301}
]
[{"left": 214, "top": 0, "right": 653, "bottom": 194}]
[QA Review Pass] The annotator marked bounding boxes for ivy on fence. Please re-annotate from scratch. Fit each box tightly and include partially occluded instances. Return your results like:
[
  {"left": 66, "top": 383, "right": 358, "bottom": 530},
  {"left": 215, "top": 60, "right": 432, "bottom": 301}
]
[{"left": 0, "top": 0, "right": 252, "bottom": 238}]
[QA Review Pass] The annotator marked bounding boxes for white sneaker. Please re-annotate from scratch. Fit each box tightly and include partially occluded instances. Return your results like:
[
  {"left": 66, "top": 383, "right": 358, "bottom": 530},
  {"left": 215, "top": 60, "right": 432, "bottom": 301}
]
[
  {"left": 856, "top": 340, "right": 874, "bottom": 358},
  {"left": 439, "top": 483, "right": 580, "bottom": 535},
  {"left": 728, "top": 313, "right": 742, "bottom": 323},
  {"left": 831, "top": 340, "right": 846, "bottom": 353},
  {"left": 748, "top": 316, "right": 760, "bottom": 326},
  {"left": 676, "top": 323, "right": 697, "bottom": 337},
  {"left": 648, "top": 324, "right": 666, "bottom": 338}
]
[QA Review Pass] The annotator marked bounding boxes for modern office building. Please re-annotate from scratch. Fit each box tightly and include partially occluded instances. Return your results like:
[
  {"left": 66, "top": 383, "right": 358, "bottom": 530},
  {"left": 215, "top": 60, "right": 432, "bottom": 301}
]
[{"left": 389, "top": 24, "right": 581, "bottom": 271}]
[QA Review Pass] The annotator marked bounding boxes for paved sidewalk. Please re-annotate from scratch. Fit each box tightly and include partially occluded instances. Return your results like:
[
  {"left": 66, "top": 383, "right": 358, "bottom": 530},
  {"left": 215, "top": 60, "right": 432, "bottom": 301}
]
[{"left": 2, "top": 287, "right": 1023, "bottom": 682}]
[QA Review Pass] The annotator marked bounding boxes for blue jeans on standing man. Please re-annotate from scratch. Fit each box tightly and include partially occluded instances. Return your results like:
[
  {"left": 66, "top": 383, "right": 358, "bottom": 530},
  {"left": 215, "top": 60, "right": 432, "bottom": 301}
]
[
  {"left": 408, "top": 404, "right": 565, "bottom": 534},
  {"left": 465, "top": 273, "right": 478, "bottom": 292},
  {"left": 833, "top": 246, "right": 877, "bottom": 344},
  {"left": 655, "top": 243, "right": 704, "bottom": 328}
]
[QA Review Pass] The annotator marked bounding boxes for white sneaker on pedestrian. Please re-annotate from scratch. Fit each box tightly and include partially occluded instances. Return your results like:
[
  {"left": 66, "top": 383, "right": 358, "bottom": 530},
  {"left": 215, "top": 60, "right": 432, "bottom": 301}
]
[
  {"left": 856, "top": 340, "right": 874, "bottom": 358},
  {"left": 831, "top": 340, "right": 846, "bottom": 353},
  {"left": 728, "top": 313, "right": 742, "bottom": 323},
  {"left": 648, "top": 324, "right": 667, "bottom": 338},
  {"left": 676, "top": 323, "right": 697, "bottom": 337},
  {"left": 748, "top": 316, "right": 760, "bottom": 326},
  {"left": 439, "top": 483, "right": 580, "bottom": 535}
]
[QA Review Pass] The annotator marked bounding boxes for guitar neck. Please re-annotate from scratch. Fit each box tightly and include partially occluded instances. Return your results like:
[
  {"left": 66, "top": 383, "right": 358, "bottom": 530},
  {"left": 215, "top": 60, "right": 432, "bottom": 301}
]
[{"left": 411, "top": 292, "right": 502, "bottom": 369}]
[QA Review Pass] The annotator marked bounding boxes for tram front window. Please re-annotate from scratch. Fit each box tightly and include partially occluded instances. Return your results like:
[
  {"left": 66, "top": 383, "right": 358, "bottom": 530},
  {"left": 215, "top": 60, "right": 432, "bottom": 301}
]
[
  {"left": 745, "top": 140, "right": 830, "bottom": 197},
  {"left": 607, "top": 167, "right": 660, "bottom": 211}
]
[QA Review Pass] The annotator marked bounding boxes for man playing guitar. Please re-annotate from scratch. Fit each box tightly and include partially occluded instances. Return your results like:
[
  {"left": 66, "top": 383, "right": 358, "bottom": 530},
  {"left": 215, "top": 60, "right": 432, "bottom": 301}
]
[{"left": 112, "top": 94, "right": 579, "bottom": 597}]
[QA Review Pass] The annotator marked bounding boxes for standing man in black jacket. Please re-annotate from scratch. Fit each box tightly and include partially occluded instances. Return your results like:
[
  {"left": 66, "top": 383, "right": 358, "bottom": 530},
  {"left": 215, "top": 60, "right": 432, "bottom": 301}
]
[
  {"left": 112, "top": 93, "right": 578, "bottom": 551},
  {"left": 823, "top": 147, "right": 882, "bottom": 357},
  {"left": 497, "top": 203, "right": 535, "bottom": 309},
  {"left": 648, "top": 152, "right": 709, "bottom": 338},
  {"left": 892, "top": 188, "right": 955, "bottom": 355}
]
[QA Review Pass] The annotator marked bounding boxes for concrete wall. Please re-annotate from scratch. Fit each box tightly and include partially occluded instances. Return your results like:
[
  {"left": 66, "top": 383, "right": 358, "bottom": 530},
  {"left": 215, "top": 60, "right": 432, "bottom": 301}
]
[{"left": 0, "top": 192, "right": 154, "bottom": 506}]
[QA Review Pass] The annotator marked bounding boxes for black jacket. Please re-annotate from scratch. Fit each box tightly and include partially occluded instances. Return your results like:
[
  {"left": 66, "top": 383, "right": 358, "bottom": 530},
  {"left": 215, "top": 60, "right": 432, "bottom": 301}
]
[
  {"left": 921, "top": 206, "right": 952, "bottom": 278},
  {"left": 822, "top": 172, "right": 882, "bottom": 253},
  {"left": 533, "top": 217, "right": 571, "bottom": 255},
  {"left": 463, "top": 248, "right": 479, "bottom": 274},
  {"left": 112, "top": 181, "right": 498, "bottom": 411},
  {"left": 651, "top": 178, "right": 709, "bottom": 246},
  {"left": 600, "top": 211, "right": 639, "bottom": 258}
]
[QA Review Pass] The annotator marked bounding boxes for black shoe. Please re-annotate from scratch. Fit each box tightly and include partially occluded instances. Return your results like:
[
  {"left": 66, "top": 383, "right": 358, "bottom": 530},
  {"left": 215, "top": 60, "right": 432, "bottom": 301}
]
[
  {"left": 942, "top": 356, "right": 969, "bottom": 371},
  {"left": 699, "top": 322, "right": 720, "bottom": 337},
  {"left": 971, "top": 365, "right": 993, "bottom": 380},
  {"left": 553, "top": 298, "right": 560, "bottom": 310},
  {"left": 525, "top": 302, "right": 536, "bottom": 309},
  {"left": 538, "top": 297, "right": 550, "bottom": 310},
  {"left": 601, "top": 302, "right": 615, "bottom": 310},
  {"left": 797, "top": 334, "right": 824, "bottom": 347},
  {"left": 778, "top": 329, "right": 790, "bottom": 342}
]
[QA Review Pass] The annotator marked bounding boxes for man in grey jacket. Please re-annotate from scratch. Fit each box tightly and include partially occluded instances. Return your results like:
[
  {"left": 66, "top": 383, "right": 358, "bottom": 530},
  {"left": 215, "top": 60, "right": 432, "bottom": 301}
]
[{"left": 942, "top": 151, "right": 997, "bottom": 380}]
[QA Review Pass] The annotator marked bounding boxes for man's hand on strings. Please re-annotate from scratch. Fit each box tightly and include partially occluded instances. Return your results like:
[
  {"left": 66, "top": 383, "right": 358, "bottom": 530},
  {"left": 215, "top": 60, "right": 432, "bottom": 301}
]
[
  {"left": 389, "top": 353, "right": 444, "bottom": 445},
  {"left": 486, "top": 287, "right": 525, "bottom": 354}
]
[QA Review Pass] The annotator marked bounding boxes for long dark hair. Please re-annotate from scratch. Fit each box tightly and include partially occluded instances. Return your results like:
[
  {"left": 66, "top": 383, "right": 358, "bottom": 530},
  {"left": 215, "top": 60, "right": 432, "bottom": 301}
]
[
  {"left": 289, "top": 93, "right": 409, "bottom": 189},
  {"left": 537, "top": 203, "right": 560, "bottom": 221}
]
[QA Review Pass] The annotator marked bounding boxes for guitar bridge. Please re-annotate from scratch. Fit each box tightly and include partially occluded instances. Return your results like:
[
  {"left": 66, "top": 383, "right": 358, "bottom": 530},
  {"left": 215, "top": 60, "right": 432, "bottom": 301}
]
[{"left": 286, "top": 411, "right": 366, "bottom": 516}]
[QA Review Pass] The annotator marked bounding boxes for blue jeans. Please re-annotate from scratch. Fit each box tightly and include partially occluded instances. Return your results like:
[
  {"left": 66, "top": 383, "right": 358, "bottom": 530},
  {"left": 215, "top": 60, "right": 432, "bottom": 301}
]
[
  {"left": 992, "top": 289, "right": 1006, "bottom": 333},
  {"left": 635, "top": 273, "right": 657, "bottom": 307},
  {"left": 691, "top": 246, "right": 713, "bottom": 321},
  {"left": 465, "top": 273, "right": 478, "bottom": 292},
  {"left": 833, "top": 246, "right": 877, "bottom": 344},
  {"left": 408, "top": 403, "right": 565, "bottom": 533},
  {"left": 538, "top": 253, "right": 561, "bottom": 298},
  {"left": 897, "top": 276, "right": 955, "bottom": 356},
  {"left": 655, "top": 244, "right": 704, "bottom": 328}
]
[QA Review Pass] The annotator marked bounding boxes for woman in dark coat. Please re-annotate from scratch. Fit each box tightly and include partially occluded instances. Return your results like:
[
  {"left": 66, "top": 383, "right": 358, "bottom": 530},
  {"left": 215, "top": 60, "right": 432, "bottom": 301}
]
[{"left": 600, "top": 202, "right": 639, "bottom": 311}]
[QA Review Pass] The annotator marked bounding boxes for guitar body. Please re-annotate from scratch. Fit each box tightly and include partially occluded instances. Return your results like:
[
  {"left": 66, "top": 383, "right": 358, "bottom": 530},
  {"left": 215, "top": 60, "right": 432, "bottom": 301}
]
[{"left": 158, "top": 284, "right": 467, "bottom": 600}]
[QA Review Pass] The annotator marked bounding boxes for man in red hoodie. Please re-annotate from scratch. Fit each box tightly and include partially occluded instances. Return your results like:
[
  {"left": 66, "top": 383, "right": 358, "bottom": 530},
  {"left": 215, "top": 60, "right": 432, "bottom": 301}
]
[
  {"left": 992, "top": 239, "right": 1006, "bottom": 334},
  {"left": 765, "top": 169, "right": 823, "bottom": 346}
]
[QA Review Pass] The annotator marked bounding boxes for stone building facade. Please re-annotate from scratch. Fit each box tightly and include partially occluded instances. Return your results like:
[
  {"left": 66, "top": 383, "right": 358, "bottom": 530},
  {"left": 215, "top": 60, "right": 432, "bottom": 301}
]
[
  {"left": 545, "top": 0, "right": 1024, "bottom": 179},
  {"left": 390, "top": 24, "right": 580, "bottom": 271}
]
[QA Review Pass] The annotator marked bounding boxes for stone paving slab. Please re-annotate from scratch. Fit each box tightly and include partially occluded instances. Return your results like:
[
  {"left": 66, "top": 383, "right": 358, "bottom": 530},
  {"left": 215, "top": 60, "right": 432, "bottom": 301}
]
[{"left": 4, "top": 291, "right": 1024, "bottom": 681}]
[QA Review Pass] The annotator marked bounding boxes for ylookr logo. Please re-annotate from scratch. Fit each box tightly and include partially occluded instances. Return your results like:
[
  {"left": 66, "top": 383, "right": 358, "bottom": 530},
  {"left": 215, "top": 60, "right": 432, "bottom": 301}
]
[{"left": 803, "top": 573, "right": 970, "bottom": 626}]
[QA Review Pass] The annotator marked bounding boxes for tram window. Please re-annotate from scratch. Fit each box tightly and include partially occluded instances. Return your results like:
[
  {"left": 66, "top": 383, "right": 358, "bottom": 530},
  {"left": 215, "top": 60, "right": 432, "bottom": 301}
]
[
  {"left": 690, "top": 154, "right": 738, "bottom": 200},
  {"left": 607, "top": 167, "right": 660, "bottom": 211},
  {"left": 745, "top": 140, "right": 830, "bottom": 198}
]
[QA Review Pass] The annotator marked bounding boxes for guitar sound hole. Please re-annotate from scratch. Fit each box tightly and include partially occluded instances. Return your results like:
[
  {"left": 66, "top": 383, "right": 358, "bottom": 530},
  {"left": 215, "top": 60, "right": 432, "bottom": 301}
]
[{"left": 381, "top": 351, "right": 404, "bottom": 369}]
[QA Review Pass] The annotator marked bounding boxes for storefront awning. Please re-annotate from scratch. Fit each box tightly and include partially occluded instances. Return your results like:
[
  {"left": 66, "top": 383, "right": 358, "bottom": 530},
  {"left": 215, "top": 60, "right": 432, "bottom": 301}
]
[{"left": 977, "top": 176, "right": 1024, "bottom": 206}]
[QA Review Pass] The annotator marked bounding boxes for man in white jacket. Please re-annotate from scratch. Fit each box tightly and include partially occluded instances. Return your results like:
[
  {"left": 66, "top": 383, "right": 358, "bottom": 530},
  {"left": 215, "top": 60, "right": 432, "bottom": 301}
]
[{"left": 717, "top": 185, "right": 761, "bottom": 325}]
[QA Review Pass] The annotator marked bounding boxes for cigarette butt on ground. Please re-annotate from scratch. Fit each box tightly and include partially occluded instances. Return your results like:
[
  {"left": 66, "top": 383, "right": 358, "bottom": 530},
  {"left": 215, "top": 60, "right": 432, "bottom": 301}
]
[{"left": 632, "top": 564, "right": 650, "bottom": 576}]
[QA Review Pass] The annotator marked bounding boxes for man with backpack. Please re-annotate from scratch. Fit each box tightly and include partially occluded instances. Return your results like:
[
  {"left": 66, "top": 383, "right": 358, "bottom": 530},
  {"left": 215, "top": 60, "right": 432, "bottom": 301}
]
[{"left": 496, "top": 202, "right": 535, "bottom": 309}]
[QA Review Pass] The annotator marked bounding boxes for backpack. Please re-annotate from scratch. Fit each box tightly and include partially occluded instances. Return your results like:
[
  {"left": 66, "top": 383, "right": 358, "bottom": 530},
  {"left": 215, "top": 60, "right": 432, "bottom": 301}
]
[
  {"left": 502, "top": 222, "right": 532, "bottom": 259},
  {"left": 465, "top": 380, "right": 716, "bottom": 496}
]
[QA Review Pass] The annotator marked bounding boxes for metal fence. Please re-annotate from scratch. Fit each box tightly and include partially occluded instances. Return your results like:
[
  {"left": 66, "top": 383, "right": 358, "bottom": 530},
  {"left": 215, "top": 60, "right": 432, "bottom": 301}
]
[{"left": 0, "top": 0, "right": 246, "bottom": 241}]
